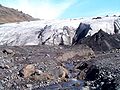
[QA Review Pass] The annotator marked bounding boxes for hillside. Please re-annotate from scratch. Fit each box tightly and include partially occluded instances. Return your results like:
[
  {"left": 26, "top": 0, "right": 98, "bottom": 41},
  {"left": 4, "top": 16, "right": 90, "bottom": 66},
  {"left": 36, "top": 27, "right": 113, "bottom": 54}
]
[{"left": 0, "top": 4, "right": 36, "bottom": 24}]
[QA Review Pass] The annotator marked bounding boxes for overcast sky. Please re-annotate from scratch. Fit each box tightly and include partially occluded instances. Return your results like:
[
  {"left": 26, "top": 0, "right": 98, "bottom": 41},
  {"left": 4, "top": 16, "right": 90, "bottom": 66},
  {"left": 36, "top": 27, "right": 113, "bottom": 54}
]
[{"left": 0, "top": 0, "right": 120, "bottom": 19}]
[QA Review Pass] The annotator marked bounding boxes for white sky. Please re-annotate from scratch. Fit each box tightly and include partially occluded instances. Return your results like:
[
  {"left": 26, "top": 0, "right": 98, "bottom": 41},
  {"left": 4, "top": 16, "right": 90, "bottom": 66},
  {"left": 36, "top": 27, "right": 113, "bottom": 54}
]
[{"left": 16, "top": 0, "right": 75, "bottom": 19}]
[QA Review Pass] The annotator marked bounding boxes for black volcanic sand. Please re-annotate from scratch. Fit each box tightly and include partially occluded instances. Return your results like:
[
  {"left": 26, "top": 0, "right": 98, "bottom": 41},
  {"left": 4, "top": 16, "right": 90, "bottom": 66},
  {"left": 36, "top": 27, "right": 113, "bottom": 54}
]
[{"left": 0, "top": 44, "right": 120, "bottom": 90}]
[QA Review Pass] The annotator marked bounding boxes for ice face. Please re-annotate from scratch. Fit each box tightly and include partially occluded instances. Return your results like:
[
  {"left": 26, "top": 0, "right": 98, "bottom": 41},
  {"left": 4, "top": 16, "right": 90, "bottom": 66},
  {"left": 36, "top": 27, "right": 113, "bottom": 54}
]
[{"left": 0, "top": 17, "right": 118, "bottom": 46}]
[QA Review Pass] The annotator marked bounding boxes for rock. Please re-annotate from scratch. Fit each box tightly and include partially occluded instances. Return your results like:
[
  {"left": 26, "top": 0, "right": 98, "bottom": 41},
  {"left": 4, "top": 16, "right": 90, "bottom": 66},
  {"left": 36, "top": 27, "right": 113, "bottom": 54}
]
[
  {"left": 0, "top": 64, "right": 10, "bottom": 69},
  {"left": 79, "top": 61, "right": 118, "bottom": 90},
  {"left": 5, "top": 65, "right": 10, "bottom": 69},
  {"left": 75, "top": 62, "right": 89, "bottom": 80},
  {"left": 18, "top": 64, "right": 53, "bottom": 81},
  {"left": 77, "top": 71, "right": 86, "bottom": 80},
  {"left": 82, "top": 86, "right": 90, "bottom": 90},
  {"left": 52, "top": 66, "right": 69, "bottom": 81},
  {"left": 2, "top": 49, "right": 15, "bottom": 56},
  {"left": 85, "top": 65, "right": 99, "bottom": 81},
  {"left": 30, "top": 72, "right": 53, "bottom": 81},
  {"left": 26, "top": 84, "right": 32, "bottom": 89},
  {"left": 23, "top": 64, "right": 36, "bottom": 78},
  {"left": 0, "top": 81, "right": 4, "bottom": 90},
  {"left": 72, "top": 82, "right": 81, "bottom": 87},
  {"left": 35, "top": 69, "right": 43, "bottom": 75},
  {"left": 18, "top": 69, "right": 24, "bottom": 77},
  {"left": 92, "top": 17, "right": 102, "bottom": 19},
  {"left": 75, "top": 62, "right": 88, "bottom": 70},
  {"left": 81, "top": 29, "right": 120, "bottom": 51},
  {"left": 115, "top": 54, "right": 119, "bottom": 57}
]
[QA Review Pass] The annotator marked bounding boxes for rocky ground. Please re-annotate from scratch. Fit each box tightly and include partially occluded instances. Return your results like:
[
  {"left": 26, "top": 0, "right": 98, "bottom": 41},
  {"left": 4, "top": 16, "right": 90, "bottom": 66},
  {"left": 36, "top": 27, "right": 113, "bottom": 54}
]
[
  {"left": 0, "top": 43, "right": 120, "bottom": 90},
  {"left": 0, "top": 4, "right": 120, "bottom": 90}
]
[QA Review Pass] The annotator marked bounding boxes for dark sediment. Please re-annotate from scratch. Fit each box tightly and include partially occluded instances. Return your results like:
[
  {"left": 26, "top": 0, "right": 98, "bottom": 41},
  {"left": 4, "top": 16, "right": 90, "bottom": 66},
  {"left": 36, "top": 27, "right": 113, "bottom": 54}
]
[{"left": 81, "top": 29, "right": 120, "bottom": 51}]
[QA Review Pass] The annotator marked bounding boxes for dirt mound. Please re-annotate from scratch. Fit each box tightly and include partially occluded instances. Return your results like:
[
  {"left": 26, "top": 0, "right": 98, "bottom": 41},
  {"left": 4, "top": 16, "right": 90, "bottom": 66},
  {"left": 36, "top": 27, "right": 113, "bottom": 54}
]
[
  {"left": 0, "top": 4, "right": 36, "bottom": 24},
  {"left": 81, "top": 29, "right": 120, "bottom": 51}
]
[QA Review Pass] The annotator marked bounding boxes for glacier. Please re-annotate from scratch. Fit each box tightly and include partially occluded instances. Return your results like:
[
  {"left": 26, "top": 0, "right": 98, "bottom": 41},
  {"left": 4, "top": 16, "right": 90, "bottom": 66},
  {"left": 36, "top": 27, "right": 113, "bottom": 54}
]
[{"left": 0, "top": 17, "right": 119, "bottom": 46}]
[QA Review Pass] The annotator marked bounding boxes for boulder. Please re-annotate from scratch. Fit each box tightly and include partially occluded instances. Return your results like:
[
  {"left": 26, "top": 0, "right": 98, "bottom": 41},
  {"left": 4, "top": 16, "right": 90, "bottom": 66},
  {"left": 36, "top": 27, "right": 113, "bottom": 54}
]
[
  {"left": 2, "top": 49, "right": 15, "bottom": 56},
  {"left": 52, "top": 66, "right": 69, "bottom": 81},
  {"left": 85, "top": 65, "right": 99, "bottom": 81},
  {"left": 23, "top": 64, "right": 36, "bottom": 78},
  {"left": 18, "top": 64, "right": 53, "bottom": 81}
]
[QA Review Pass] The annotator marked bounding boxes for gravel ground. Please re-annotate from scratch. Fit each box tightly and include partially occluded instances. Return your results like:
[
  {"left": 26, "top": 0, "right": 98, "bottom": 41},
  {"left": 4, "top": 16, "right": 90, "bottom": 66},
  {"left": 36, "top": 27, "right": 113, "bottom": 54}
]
[{"left": 0, "top": 45, "right": 120, "bottom": 90}]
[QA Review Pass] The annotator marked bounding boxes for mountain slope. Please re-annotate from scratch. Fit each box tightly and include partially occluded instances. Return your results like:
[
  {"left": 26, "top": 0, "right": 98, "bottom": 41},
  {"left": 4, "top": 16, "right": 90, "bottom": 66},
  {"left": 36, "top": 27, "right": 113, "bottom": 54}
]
[{"left": 0, "top": 4, "right": 36, "bottom": 24}]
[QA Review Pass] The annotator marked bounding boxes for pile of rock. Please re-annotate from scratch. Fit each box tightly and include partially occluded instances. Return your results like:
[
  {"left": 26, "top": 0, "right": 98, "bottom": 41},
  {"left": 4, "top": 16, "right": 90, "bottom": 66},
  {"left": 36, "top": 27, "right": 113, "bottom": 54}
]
[
  {"left": 75, "top": 62, "right": 117, "bottom": 90},
  {"left": 81, "top": 29, "right": 120, "bottom": 51}
]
